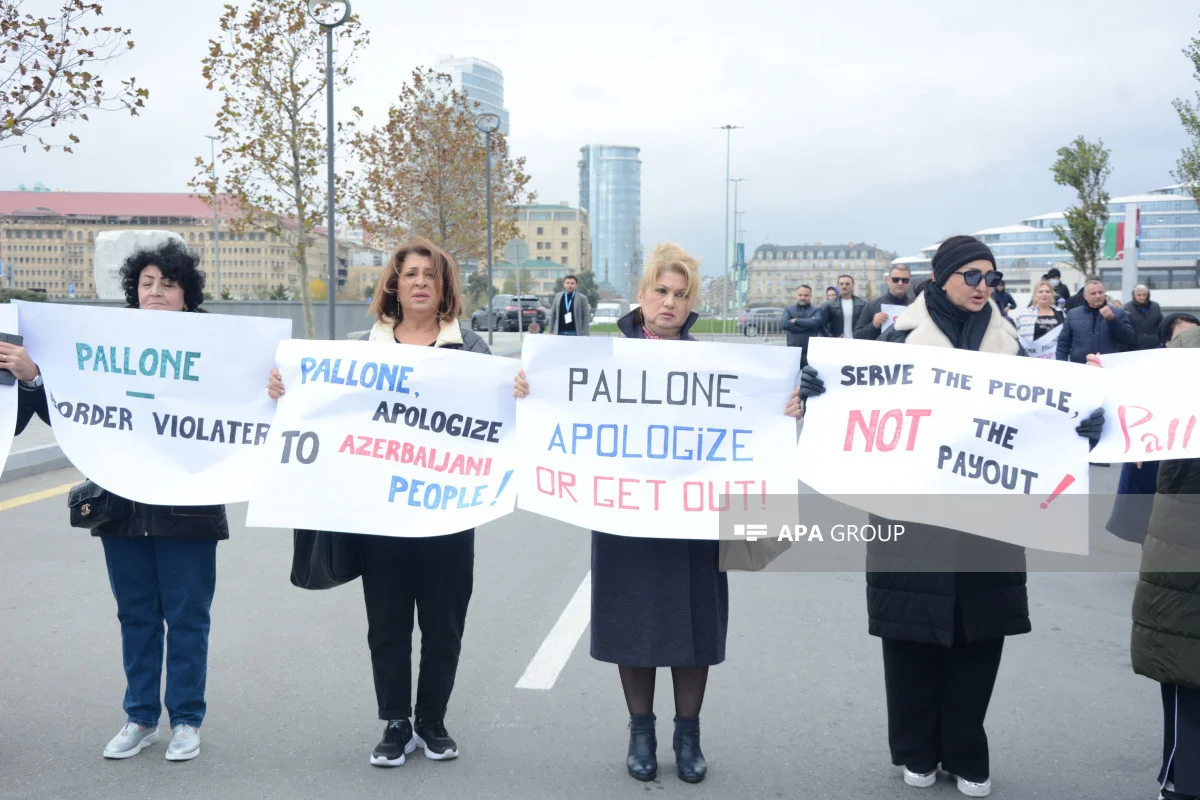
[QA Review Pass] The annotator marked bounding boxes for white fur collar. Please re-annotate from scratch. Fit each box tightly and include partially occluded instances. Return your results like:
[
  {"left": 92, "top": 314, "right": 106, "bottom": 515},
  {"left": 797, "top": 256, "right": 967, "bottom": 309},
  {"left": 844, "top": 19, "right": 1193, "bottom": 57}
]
[
  {"left": 894, "top": 293, "right": 1019, "bottom": 355},
  {"left": 369, "top": 318, "right": 463, "bottom": 347}
]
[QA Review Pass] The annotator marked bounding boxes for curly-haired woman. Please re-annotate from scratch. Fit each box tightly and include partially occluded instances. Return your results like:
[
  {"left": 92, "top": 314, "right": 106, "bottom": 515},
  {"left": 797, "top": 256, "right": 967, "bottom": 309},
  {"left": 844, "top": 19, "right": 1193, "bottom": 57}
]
[{"left": 15, "top": 238, "right": 226, "bottom": 762}]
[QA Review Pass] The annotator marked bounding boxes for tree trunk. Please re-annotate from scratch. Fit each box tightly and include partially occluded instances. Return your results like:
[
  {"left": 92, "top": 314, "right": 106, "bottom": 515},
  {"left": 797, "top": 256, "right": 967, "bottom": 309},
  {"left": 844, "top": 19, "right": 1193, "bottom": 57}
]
[{"left": 292, "top": 155, "right": 315, "bottom": 338}]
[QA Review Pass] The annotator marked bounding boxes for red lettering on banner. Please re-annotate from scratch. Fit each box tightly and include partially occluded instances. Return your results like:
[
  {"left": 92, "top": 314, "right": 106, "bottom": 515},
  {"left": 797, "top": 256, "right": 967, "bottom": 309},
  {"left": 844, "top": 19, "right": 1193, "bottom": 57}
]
[
  {"left": 618, "top": 478, "right": 639, "bottom": 510},
  {"left": 1119, "top": 404, "right": 1197, "bottom": 455},
  {"left": 338, "top": 434, "right": 355, "bottom": 454},
  {"left": 845, "top": 408, "right": 932, "bottom": 452},
  {"left": 647, "top": 479, "right": 665, "bottom": 511},
  {"left": 595, "top": 476, "right": 615, "bottom": 508}
]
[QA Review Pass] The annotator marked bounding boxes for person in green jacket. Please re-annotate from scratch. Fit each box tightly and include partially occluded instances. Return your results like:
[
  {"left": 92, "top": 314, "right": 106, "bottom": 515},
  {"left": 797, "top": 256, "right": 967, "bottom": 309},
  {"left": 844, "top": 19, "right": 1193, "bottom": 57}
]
[{"left": 1130, "top": 323, "right": 1200, "bottom": 800}]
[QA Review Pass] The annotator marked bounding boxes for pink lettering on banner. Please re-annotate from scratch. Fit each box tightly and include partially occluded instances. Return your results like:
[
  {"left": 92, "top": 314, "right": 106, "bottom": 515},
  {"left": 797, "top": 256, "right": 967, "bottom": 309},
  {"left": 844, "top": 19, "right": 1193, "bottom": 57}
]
[
  {"left": 844, "top": 408, "right": 932, "bottom": 452},
  {"left": 536, "top": 466, "right": 578, "bottom": 502},
  {"left": 1118, "top": 405, "right": 1197, "bottom": 456}
]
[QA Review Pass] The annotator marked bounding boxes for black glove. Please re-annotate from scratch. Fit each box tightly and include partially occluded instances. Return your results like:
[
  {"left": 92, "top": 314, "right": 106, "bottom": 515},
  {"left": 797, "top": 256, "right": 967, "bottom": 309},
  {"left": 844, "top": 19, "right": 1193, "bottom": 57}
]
[
  {"left": 799, "top": 365, "right": 825, "bottom": 401},
  {"left": 1075, "top": 407, "right": 1104, "bottom": 450}
]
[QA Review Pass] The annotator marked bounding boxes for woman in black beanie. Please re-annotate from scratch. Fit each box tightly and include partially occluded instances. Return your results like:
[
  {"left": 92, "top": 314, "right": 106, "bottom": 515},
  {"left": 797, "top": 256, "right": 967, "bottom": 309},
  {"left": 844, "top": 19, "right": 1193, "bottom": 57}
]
[{"left": 798, "top": 235, "right": 1104, "bottom": 797}]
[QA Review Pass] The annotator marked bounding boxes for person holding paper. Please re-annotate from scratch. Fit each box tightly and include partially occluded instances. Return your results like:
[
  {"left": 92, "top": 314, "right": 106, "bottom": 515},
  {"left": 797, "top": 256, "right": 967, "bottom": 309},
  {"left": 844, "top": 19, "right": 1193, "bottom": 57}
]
[
  {"left": 854, "top": 264, "right": 912, "bottom": 341},
  {"left": 548, "top": 274, "right": 590, "bottom": 336},
  {"left": 514, "top": 243, "right": 802, "bottom": 785},
  {"left": 18, "top": 241, "right": 229, "bottom": 762},
  {"left": 1014, "top": 280, "right": 1064, "bottom": 344},
  {"left": 1056, "top": 278, "right": 1135, "bottom": 363},
  {"left": 798, "top": 235, "right": 1104, "bottom": 798},
  {"left": 269, "top": 238, "right": 487, "bottom": 768}
]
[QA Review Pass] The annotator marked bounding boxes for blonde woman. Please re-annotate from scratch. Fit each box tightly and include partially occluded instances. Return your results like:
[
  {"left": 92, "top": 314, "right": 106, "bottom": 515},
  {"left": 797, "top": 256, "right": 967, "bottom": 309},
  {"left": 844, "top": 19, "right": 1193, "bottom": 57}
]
[
  {"left": 1015, "top": 280, "right": 1064, "bottom": 344},
  {"left": 514, "top": 243, "right": 802, "bottom": 784}
]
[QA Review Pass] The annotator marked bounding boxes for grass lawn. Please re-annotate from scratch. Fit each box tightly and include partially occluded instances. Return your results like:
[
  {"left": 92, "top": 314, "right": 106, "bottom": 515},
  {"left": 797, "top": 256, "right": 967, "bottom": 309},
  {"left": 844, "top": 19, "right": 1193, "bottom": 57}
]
[{"left": 590, "top": 318, "right": 740, "bottom": 334}]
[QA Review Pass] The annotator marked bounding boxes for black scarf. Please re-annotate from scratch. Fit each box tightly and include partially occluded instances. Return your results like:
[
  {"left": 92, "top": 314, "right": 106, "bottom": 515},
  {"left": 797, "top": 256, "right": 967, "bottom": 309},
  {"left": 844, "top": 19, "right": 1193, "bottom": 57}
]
[{"left": 923, "top": 282, "right": 992, "bottom": 351}]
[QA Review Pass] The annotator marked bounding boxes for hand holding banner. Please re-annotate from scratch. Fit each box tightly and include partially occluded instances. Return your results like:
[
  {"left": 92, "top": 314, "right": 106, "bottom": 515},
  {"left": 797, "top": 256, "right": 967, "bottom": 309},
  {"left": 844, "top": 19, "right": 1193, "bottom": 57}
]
[
  {"left": 796, "top": 338, "right": 1102, "bottom": 554},
  {"left": 16, "top": 301, "right": 288, "bottom": 504},
  {"left": 245, "top": 340, "right": 518, "bottom": 537},
  {"left": 515, "top": 336, "right": 802, "bottom": 539}
]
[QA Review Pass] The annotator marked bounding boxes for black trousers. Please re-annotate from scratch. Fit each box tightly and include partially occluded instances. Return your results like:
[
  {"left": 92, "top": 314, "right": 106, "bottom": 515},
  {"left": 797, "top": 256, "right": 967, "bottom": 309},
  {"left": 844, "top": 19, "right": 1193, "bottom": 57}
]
[
  {"left": 881, "top": 633, "right": 1004, "bottom": 783},
  {"left": 358, "top": 530, "right": 474, "bottom": 723},
  {"left": 1160, "top": 683, "right": 1200, "bottom": 796}
]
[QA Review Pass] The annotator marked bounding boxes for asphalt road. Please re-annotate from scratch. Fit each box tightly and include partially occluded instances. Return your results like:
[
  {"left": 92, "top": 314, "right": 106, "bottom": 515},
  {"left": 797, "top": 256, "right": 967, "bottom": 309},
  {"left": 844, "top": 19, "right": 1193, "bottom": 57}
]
[{"left": 0, "top": 464, "right": 1163, "bottom": 800}]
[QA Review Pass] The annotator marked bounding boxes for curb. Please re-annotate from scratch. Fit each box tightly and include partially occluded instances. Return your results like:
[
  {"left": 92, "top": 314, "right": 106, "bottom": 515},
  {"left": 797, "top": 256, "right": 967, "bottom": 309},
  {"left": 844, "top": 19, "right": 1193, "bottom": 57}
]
[{"left": 2, "top": 443, "right": 72, "bottom": 484}]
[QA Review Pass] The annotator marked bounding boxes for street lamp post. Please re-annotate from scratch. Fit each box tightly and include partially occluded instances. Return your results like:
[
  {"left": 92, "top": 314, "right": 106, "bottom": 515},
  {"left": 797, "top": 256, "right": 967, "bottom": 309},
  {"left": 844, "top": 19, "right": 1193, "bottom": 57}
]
[
  {"left": 716, "top": 125, "right": 741, "bottom": 337},
  {"left": 205, "top": 134, "right": 222, "bottom": 299},
  {"left": 730, "top": 178, "right": 744, "bottom": 308},
  {"left": 475, "top": 112, "right": 501, "bottom": 346},
  {"left": 307, "top": 0, "right": 351, "bottom": 340}
]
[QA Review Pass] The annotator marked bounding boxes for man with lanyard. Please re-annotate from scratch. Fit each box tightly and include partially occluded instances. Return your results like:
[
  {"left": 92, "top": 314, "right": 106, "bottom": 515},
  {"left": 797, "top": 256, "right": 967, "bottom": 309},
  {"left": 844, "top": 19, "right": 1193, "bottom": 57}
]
[{"left": 550, "top": 274, "right": 591, "bottom": 336}]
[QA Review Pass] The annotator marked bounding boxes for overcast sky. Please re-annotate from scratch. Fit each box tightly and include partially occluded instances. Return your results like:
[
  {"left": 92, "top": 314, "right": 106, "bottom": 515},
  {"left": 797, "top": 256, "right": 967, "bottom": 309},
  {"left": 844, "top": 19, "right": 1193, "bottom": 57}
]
[{"left": 7, "top": 0, "right": 1200, "bottom": 276}]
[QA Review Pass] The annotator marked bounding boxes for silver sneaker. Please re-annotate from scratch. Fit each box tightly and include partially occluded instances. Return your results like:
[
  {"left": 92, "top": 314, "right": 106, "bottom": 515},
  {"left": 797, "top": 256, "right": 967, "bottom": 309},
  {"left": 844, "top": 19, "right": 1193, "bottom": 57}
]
[
  {"left": 164, "top": 724, "right": 201, "bottom": 762},
  {"left": 103, "top": 722, "right": 160, "bottom": 759}
]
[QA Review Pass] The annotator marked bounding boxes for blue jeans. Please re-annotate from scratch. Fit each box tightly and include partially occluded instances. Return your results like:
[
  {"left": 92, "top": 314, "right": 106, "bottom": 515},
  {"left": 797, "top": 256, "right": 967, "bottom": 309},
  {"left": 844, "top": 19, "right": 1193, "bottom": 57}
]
[
  {"left": 558, "top": 330, "right": 577, "bottom": 336},
  {"left": 102, "top": 537, "right": 217, "bottom": 728}
]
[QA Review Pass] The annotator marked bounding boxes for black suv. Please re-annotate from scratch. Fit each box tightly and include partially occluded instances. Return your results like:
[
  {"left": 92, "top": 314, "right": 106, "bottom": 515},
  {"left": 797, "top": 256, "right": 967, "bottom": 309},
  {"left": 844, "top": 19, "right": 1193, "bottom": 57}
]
[{"left": 470, "top": 294, "right": 547, "bottom": 332}]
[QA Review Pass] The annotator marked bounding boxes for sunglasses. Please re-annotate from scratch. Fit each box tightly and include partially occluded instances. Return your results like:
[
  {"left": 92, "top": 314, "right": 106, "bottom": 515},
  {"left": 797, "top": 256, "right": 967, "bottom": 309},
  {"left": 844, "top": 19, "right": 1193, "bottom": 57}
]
[
  {"left": 953, "top": 269, "right": 1004, "bottom": 288},
  {"left": 890, "top": 277, "right": 910, "bottom": 284}
]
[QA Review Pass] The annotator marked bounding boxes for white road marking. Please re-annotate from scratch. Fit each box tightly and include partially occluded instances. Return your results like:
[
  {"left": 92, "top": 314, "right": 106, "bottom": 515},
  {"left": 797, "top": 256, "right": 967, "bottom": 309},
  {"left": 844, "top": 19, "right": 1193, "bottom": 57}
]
[{"left": 515, "top": 571, "right": 591, "bottom": 690}]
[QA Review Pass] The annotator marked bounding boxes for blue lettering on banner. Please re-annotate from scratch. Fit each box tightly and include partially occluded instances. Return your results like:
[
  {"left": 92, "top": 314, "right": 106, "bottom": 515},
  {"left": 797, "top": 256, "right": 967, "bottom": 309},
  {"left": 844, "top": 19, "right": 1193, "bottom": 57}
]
[
  {"left": 387, "top": 475, "right": 492, "bottom": 509},
  {"left": 300, "top": 356, "right": 414, "bottom": 394},
  {"left": 546, "top": 423, "right": 753, "bottom": 462}
]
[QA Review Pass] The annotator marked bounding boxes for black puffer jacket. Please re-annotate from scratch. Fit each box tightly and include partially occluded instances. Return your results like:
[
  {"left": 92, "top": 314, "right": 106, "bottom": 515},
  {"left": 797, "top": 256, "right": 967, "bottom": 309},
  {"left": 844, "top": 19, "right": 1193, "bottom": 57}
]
[{"left": 866, "top": 295, "right": 1031, "bottom": 646}]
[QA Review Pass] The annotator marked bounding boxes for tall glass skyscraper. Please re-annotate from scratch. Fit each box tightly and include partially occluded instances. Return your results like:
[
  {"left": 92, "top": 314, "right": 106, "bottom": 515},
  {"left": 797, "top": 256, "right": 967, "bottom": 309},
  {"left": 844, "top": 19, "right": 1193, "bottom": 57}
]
[
  {"left": 433, "top": 55, "right": 510, "bottom": 135},
  {"left": 578, "top": 145, "right": 642, "bottom": 296}
]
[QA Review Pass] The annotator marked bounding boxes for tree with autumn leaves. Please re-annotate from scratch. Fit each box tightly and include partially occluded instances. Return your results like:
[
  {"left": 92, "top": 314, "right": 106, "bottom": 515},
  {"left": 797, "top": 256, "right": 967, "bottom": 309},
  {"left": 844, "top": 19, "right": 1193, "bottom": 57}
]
[
  {"left": 350, "top": 67, "right": 533, "bottom": 269},
  {"left": 193, "top": 0, "right": 367, "bottom": 338},
  {"left": 1, "top": 0, "right": 147, "bottom": 152}
]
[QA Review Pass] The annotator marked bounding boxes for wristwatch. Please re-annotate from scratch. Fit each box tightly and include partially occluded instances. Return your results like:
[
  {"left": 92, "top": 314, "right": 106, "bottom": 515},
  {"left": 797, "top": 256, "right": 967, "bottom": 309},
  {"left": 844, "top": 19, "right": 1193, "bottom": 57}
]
[{"left": 19, "top": 373, "right": 43, "bottom": 389}]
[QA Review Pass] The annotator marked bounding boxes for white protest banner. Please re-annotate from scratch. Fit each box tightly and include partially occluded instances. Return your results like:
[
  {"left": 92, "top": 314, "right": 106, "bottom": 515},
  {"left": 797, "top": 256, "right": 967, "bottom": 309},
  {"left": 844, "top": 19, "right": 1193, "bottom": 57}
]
[
  {"left": 1089, "top": 347, "right": 1200, "bottom": 463},
  {"left": 245, "top": 340, "right": 517, "bottom": 537},
  {"left": 880, "top": 303, "right": 906, "bottom": 334},
  {"left": 15, "top": 301, "right": 288, "bottom": 504},
  {"left": 796, "top": 338, "right": 1103, "bottom": 554},
  {"left": 515, "top": 336, "right": 802, "bottom": 540},
  {"left": 1018, "top": 324, "right": 1062, "bottom": 360},
  {"left": 0, "top": 304, "right": 18, "bottom": 477}
]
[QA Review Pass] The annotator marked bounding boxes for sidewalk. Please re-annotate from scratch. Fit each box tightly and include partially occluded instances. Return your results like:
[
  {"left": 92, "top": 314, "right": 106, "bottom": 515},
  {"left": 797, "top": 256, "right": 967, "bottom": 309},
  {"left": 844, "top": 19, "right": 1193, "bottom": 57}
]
[{"left": 5, "top": 415, "right": 70, "bottom": 483}]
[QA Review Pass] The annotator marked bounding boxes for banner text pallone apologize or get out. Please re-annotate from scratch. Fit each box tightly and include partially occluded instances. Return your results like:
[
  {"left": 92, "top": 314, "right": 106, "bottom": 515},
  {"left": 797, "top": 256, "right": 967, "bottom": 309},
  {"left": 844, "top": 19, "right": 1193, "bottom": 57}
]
[{"left": 515, "top": 336, "right": 802, "bottom": 539}]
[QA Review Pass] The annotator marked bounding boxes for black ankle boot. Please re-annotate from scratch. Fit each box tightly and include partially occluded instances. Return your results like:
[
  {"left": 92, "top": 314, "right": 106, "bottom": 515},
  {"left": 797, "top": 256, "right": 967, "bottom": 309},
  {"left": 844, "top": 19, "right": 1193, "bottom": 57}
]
[
  {"left": 673, "top": 716, "right": 706, "bottom": 783},
  {"left": 626, "top": 713, "right": 657, "bottom": 781}
]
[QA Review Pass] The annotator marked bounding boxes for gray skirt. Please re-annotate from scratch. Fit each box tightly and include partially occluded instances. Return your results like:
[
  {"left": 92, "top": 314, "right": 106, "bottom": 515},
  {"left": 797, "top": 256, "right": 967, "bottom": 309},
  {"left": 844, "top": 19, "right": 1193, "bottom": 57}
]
[{"left": 590, "top": 531, "right": 728, "bottom": 667}]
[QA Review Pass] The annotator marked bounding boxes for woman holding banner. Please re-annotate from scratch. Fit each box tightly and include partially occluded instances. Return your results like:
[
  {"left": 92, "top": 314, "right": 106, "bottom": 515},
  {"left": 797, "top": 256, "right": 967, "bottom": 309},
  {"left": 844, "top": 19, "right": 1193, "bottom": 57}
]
[
  {"left": 1014, "top": 280, "right": 1063, "bottom": 346},
  {"left": 799, "top": 235, "right": 1103, "bottom": 797},
  {"left": 16, "top": 241, "right": 227, "bottom": 762},
  {"left": 514, "top": 243, "right": 803, "bottom": 785},
  {"left": 269, "top": 238, "right": 488, "bottom": 768},
  {"left": 0, "top": 337, "right": 49, "bottom": 433}
]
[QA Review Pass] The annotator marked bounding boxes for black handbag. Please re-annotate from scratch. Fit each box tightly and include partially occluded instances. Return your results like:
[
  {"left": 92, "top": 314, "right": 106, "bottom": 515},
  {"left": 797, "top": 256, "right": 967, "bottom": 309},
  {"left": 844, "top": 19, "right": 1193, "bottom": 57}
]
[
  {"left": 290, "top": 529, "right": 362, "bottom": 590},
  {"left": 67, "top": 480, "right": 135, "bottom": 530}
]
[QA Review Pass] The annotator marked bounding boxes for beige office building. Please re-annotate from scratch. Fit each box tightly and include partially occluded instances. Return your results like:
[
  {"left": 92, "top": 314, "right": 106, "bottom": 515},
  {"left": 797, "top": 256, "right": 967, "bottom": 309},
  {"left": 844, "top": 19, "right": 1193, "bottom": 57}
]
[
  {"left": 507, "top": 202, "right": 591, "bottom": 275},
  {"left": 746, "top": 242, "right": 899, "bottom": 305},
  {"left": 0, "top": 191, "right": 383, "bottom": 300}
]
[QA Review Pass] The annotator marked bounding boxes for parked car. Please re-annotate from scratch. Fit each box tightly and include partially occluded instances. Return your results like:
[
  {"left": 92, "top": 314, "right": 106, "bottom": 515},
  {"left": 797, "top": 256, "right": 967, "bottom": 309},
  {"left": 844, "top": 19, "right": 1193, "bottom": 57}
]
[
  {"left": 470, "top": 294, "right": 547, "bottom": 332},
  {"left": 738, "top": 307, "right": 786, "bottom": 336}
]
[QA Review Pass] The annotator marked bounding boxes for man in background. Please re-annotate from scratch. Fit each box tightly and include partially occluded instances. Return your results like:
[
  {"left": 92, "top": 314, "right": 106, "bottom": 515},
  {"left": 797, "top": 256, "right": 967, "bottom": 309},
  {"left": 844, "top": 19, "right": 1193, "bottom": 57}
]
[
  {"left": 548, "top": 274, "right": 590, "bottom": 336},
  {"left": 855, "top": 265, "right": 912, "bottom": 340},
  {"left": 782, "top": 284, "right": 826, "bottom": 367},
  {"left": 821, "top": 274, "right": 866, "bottom": 339}
]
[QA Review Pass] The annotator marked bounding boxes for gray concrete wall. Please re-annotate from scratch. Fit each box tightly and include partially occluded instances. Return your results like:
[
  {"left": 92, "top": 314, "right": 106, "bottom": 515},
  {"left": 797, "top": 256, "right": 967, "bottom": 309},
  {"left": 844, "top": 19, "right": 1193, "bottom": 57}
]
[{"left": 42, "top": 299, "right": 375, "bottom": 339}]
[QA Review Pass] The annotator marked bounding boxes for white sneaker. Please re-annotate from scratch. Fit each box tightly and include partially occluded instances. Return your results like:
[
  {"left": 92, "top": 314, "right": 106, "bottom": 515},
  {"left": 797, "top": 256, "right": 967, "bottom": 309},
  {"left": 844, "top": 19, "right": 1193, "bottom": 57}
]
[
  {"left": 904, "top": 767, "right": 937, "bottom": 788},
  {"left": 164, "top": 724, "right": 201, "bottom": 761},
  {"left": 952, "top": 775, "right": 991, "bottom": 797},
  {"left": 103, "top": 722, "right": 160, "bottom": 759}
]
